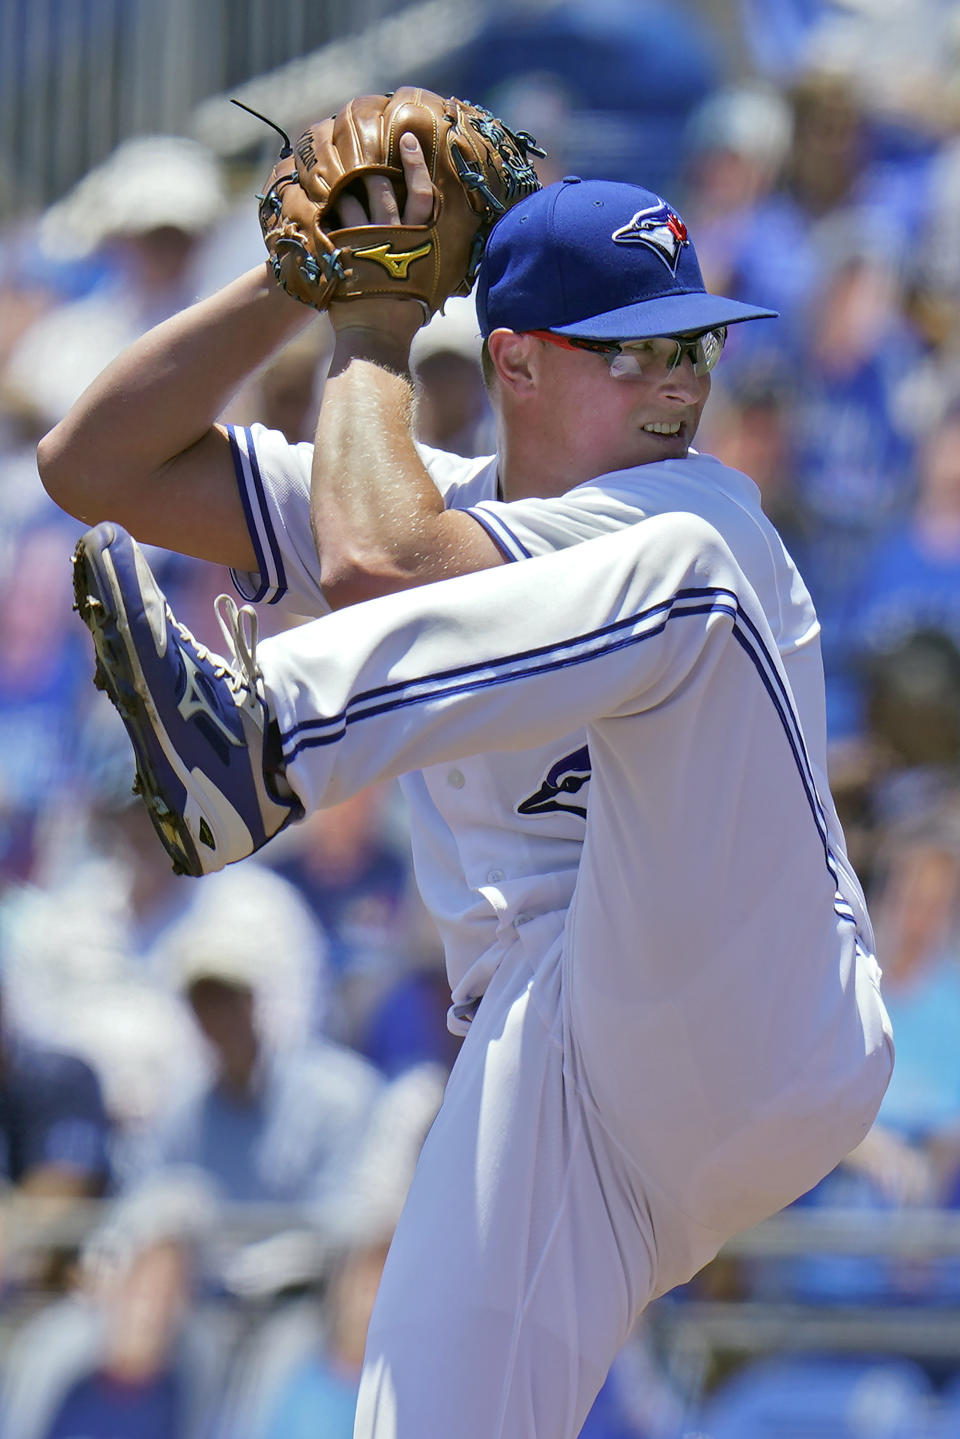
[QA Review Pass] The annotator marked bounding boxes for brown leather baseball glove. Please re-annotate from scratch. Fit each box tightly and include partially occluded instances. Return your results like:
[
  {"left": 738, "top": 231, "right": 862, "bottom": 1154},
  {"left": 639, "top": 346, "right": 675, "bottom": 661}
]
[{"left": 251, "top": 86, "right": 544, "bottom": 316}]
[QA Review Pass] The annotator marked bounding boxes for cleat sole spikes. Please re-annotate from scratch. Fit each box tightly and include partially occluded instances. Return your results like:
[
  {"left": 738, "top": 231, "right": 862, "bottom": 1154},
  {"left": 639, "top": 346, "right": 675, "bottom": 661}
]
[
  {"left": 71, "top": 522, "right": 300, "bottom": 878},
  {"left": 73, "top": 532, "right": 206, "bottom": 877}
]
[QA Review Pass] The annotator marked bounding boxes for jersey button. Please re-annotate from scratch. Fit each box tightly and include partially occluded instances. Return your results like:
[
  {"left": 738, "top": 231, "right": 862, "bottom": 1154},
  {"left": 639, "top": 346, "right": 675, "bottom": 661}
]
[
  {"left": 515, "top": 913, "right": 532, "bottom": 927},
  {"left": 447, "top": 769, "right": 466, "bottom": 789},
  {"left": 487, "top": 868, "right": 504, "bottom": 883}
]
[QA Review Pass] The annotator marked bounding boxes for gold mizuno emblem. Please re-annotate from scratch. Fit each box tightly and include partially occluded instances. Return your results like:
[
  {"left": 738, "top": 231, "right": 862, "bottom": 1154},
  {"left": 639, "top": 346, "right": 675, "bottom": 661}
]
[{"left": 353, "top": 241, "right": 432, "bottom": 279}]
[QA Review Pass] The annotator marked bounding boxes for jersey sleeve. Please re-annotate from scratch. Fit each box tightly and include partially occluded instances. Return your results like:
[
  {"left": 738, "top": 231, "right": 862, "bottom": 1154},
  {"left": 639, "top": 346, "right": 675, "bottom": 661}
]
[
  {"left": 463, "top": 491, "right": 646, "bottom": 561},
  {"left": 226, "top": 423, "right": 329, "bottom": 616},
  {"left": 228, "top": 428, "right": 498, "bottom": 615},
  {"left": 414, "top": 443, "right": 498, "bottom": 508}
]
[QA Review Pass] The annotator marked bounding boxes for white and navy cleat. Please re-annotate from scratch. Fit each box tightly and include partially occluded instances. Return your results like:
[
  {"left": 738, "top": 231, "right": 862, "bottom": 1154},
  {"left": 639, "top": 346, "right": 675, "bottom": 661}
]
[{"left": 73, "top": 522, "right": 302, "bottom": 876}]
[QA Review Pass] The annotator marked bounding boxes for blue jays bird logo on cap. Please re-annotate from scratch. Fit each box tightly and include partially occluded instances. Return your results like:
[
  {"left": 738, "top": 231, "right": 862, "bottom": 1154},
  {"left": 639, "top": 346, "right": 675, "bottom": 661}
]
[{"left": 611, "top": 200, "right": 690, "bottom": 275}]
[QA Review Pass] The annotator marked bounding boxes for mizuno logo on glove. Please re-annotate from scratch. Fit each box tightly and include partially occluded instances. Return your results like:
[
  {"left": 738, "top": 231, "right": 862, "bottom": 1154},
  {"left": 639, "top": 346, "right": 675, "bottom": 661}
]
[{"left": 353, "top": 241, "right": 433, "bottom": 279}]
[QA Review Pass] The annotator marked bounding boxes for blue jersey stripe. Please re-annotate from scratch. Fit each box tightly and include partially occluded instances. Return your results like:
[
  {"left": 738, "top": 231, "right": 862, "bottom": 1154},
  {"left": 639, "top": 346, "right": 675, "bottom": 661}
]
[
  {"left": 727, "top": 606, "right": 853, "bottom": 922},
  {"left": 226, "top": 425, "right": 270, "bottom": 603},
  {"left": 465, "top": 504, "right": 534, "bottom": 559},
  {"left": 283, "top": 587, "right": 723, "bottom": 747},
  {"left": 279, "top": 585, "right": 854, "bottom": 929},
  {"left": 226, "top": 426, "right": 288, "bottom": 605},
  {"left": 280, "top": 589, "right": 731, "bottom": 752}
]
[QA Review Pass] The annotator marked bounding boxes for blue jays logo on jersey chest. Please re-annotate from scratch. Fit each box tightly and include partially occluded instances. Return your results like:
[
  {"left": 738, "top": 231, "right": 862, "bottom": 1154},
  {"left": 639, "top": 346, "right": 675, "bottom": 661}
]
[
  {"left": 612, "top": 200, "right": 689, "bottom": 275},
  {"left": 518, "top": 744, "right": 591, "bottom": 820}
]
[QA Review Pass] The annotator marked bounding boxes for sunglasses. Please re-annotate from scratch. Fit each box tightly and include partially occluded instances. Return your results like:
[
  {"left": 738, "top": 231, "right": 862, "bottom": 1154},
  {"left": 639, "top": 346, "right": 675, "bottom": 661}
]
[{"left": 527, "top": 327, "right": 727, "bottom": 379}]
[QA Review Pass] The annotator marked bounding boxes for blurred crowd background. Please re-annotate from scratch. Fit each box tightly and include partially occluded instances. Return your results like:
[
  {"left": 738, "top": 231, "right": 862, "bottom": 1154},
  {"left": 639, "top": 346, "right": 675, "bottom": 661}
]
[{"left": 4, "top": 0, "right": 960, "bottom": 1434}]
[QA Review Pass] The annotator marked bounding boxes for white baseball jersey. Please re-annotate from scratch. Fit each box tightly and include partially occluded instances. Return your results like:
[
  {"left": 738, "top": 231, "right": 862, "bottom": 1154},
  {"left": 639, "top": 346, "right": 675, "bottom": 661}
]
[
  {"left": 226, "top": 424, "right": 872, "bottom": 1026},
  {"left": 243, "top": 506, "right": 892, "bottom": 1439}
]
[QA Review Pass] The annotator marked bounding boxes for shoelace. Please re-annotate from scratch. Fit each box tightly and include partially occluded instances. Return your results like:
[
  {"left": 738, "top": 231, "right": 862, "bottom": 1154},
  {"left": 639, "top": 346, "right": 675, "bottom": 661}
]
[{"left": 213, "top": 593, "right": 261, "bottom": 693}]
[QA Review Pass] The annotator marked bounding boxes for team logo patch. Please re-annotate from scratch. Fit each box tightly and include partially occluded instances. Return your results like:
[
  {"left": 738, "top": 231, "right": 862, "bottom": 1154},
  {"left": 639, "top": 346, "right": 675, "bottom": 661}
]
[
  {"left": 517, "top": 744, "right": 591, "bottom": 820},
  {"left": 611, "top": 200, "right": 689, "bottom": 274}
]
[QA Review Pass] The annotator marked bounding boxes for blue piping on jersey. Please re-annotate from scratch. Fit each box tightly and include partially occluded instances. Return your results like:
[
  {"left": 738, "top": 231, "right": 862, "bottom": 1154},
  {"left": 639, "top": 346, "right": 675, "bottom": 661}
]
[
  {"left": 727, "top": 603, "right": 857, "bottom": 926},
  {"left": 226, "top": 426, "right": 288, "bottom": 605},
  {"left": 282, "top": 589, "right": 721, "bottom": 750},
  {"left": 465, "top": 504, "right": 532, "bottom": 560},
  {"left": 278, "top": 585, "right": 856, "bottom": 933}
]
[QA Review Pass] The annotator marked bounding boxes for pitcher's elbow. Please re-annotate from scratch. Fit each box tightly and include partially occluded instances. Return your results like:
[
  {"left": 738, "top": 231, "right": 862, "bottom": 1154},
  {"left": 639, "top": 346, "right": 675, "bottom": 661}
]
[
  {"left": 37, "top": 425, "right": 88, "bottom": 521},
  {"left": 37, "top": 425, "right": 67, "bottom": 500}
]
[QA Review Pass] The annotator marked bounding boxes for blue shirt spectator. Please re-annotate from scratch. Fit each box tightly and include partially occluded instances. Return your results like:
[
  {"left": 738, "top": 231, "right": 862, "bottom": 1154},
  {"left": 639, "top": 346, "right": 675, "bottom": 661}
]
[
  {"left": 137, "top": 949, "right": 381, "bottom": 1207},
  {"left": 261, "top": 1358, "right": 358, "bottom": 1439},
  {"left": 146, "top": 1040, "right": 381, "bottom": 1207},
  {"left": 0, "top": 1029, "right": 111, "bottom": 1195},
  {"left": 43, "top": 1370, "right": 182, "bottom": 1439},
  {"left": 835, "top": 403, "right": 960, "bottom": 739}
]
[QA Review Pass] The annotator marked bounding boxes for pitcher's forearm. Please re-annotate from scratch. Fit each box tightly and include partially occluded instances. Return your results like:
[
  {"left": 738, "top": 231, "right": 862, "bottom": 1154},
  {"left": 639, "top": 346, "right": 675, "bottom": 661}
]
[
  {"left": 38, "top": 264, "right": 321, "bottom": 514},
  {"left": 313, "top": 360, "right": 438, "bottom": 592},
  {"left": 313, "top": 358, "right": 502, "bottom": 607}
]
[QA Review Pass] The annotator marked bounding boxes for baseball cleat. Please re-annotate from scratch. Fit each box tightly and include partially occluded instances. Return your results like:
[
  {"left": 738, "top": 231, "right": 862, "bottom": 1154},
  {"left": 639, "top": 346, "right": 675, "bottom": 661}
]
[{"left": 73, "top": 522, "right": 302, "bottom": 876}]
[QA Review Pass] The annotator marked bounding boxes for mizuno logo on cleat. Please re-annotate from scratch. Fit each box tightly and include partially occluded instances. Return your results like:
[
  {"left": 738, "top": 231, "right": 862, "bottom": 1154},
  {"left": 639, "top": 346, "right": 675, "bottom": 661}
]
[{"left": 177, "top": 652, "right": 242, "bottom": 746}]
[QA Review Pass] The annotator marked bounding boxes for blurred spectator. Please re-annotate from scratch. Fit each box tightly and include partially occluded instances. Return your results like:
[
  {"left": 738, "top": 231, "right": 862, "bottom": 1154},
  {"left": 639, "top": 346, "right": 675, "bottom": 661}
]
[
  {"left": 0, "top": 1170, "right": 226, "bottom": 1439},
  {"left": 0, "top": 982, "right": 111, "bottom": 1294},
  {"left": 698, "top": 362, "right": 800, "bottom": 537},
  {"left": 861, "top": 629, "right": 960, "bottom": 781},
  {"left": 442, "top": 0, "right": 720, "bottom": 194},
  {"left": 854, "top": 403, "right": 960, "bottom": 654},
  {"left": 866, "top": 804, "right": 960, "bottom": 1174},
  {"left": 708, "top": 69, "right": 932, "bottom": 382},
  {"left": 156, "top": 854, "right": 332, "bottom": 1049},
  {"left": 0, "top": 787, "right": 211, "bottom": 1139},
  {"left": 837, "top": 403, "right": 960, "bottom": 744},
  {"left": 901, "top": 136, "right": 960, "bottom": 432},
  {"left": 791, "top": 212, "right": 918, "bottom": 533},
  {"left": 0, "top": 986, "right": 111, "bottom": 1201},
  {"left": 693, "top": 1351, "right": 934, "bottom": 1439},
  {"left": 783, "top": 210, "right": 921, "bottom": 736},
  {"left": 135, "top": 934, "right": 382, "bottom": 1208},
  {"left": 0, "top": 796, "right": 333, "bottom": 1183},
  {"left": 744, "top": 801, "right": 960, "bottom": 1308},
  {"left": 255, "top": 1236, "right": 391, "bottom": 1439},
  {"left": 410, "top": 295, "right": 494, "bottom": 458},
  {"left": 0, "top": 516, "right": 91, "bottom": 882},
  {"left": 805, "top": 1, "right": 960, "bottom": 138},
  {"left": 270, "top": 787, "right": 416, "bottom": 1043},
  {"left": 215, "top": 1064, "right": 446, "bottom": 1439},
  {"left": 681, "top": 81, "right": 793, "bottom": 293},
  {"left": 709, "top": 70, "right": 866, "bottom": 365},
  {"left": 360, "top": 946, "right": 462, "bottom": 1079},
  {"left": 2, "top": 137, "right": 229, "bottom": 435},
  {"left": 0, "top": 222, "right": 62, "bottom": 382},
  {"left": 782, "top": 70, "right": 868, "bottom": 218},
  {"left": 229, "top": 324, "right": 332, "bottom": 445},
  {"left": 739, "top": 0, "right": 960, "bottom": 135}
]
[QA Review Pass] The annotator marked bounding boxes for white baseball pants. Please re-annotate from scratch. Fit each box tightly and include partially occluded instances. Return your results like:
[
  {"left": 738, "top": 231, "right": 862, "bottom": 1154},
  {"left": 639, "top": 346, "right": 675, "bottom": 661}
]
[{"left": 254, "top": 513, "right": 893, "bottom": 1439}]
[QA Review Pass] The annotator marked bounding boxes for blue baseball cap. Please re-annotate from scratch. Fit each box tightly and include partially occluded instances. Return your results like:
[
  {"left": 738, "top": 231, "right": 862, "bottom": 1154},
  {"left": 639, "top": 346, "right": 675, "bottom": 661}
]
[{"left": 476, "top": 176, "right": 777, "bottom": 340}]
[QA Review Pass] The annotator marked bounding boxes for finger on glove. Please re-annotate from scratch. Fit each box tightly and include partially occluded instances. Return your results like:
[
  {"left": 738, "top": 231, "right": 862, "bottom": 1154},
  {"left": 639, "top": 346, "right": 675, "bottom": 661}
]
[
  {"left": 331, "top": 138, "right": 430, "bottom": 228},
  {"left": 334, "top": 192, "right": 370, "bottom": 228},
  {"left": 364, "top": 173, "right": 402, "bottom": 225},
  {"left": 399, "top": 133, "right": 433, "bottom": 225}
]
